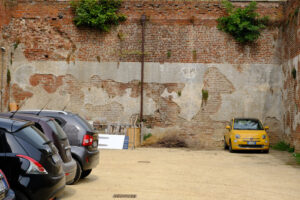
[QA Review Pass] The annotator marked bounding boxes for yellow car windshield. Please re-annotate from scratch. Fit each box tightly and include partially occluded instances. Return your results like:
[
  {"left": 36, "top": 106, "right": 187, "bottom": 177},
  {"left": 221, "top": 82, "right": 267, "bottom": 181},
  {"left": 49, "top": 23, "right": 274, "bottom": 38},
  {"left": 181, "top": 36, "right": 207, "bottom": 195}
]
[{"left": 233, "top": 119, "right": 264, "bottom": 130}]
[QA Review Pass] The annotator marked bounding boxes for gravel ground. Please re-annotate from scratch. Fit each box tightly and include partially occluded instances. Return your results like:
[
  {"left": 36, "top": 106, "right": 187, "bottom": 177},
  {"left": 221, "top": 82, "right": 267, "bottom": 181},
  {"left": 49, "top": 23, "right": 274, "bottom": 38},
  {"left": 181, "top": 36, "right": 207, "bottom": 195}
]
[{"left": 61, "top": 148, "right": 300, "bottom": 200}]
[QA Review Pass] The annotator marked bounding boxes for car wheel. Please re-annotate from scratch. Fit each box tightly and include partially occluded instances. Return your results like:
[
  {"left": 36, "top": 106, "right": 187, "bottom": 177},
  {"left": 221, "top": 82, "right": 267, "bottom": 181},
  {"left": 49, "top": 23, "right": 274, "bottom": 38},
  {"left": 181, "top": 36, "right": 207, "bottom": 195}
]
[
  {"left": 224, "top": 138, "right": 228, "bottom": 150},
  {"left": 229, "top": 140, "right": 234, "bottom": 153},
  {"left": 81, "top": 169, "right": 92, "bottom": 179},
  {"left": 70, "top": 160, "right": 82, "bottom": 185},
  {"left": 15, "top": 190, "right": 29, "bottom": 200},
  {"left": 263, "top": 149, "right": 269, "bottom": 153}
]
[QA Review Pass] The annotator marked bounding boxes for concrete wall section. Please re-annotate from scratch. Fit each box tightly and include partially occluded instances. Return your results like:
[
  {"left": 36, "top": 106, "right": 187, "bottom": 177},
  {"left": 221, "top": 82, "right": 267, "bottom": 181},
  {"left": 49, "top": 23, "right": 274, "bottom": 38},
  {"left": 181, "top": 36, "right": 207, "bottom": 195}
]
[
  {"left": 10, "top": 51, "right": 284, "bottom": 147},
  {"left": 0, "top": 0, "right": 293, "bottom": 148}
]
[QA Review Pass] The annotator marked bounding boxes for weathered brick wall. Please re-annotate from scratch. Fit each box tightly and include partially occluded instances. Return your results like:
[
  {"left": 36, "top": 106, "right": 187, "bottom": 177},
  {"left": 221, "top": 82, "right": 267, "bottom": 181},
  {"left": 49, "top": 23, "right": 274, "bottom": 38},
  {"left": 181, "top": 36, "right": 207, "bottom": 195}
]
[
  {"left": 1, "top": 0, "right": 285, "bottom": 63},
  {"left": 280, "top": 0, "right": 300, "bottom": 151},
  {"left": 0, "top": 0, "right": 291, "bottom": 148}
]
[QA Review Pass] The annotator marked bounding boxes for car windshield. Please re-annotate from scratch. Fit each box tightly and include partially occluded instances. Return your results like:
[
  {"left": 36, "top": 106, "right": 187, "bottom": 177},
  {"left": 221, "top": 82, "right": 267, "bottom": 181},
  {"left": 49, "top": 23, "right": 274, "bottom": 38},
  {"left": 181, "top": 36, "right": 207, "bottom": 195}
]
[
  {"left": 13, "top": 126, "right": 50, "bottom": 148},
  {"left": 73, "top": 114, "right": 94, "bottom": 132},
  {"left": 233, "top": 119, "right": 264, "bottom": 130},
  {"left": 47, "top": 120, "right": 68, "bottom": 140}
]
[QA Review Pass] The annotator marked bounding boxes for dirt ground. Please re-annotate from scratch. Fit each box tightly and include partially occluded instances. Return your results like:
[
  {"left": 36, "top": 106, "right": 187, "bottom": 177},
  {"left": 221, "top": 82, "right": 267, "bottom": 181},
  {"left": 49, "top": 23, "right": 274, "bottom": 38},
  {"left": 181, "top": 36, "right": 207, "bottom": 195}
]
[{"left": 61, "top": 148, "right": 300, "bottom": 200}]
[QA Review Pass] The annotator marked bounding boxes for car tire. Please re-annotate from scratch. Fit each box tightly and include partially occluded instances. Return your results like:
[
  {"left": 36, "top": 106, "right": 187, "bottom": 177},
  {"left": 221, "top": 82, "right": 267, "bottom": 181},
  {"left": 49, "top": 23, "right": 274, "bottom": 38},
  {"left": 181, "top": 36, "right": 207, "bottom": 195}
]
[
  {"left": 70, "top": 160, "right": 82, "bottom": 185},
  {"left": 224, "top": 138, "right": 228, "bottom": 150},
  {"left": 263, "top": 149, "right": 269, "bottom": 153},
  {"left": 81, "top": 169, "right": 92, "bottom": 179},
  {"left": 15, "top": 190, "right": 29, "bottom": 200},
  {"left": 229, "top": 140, "right": 234, "bottom": 153}
]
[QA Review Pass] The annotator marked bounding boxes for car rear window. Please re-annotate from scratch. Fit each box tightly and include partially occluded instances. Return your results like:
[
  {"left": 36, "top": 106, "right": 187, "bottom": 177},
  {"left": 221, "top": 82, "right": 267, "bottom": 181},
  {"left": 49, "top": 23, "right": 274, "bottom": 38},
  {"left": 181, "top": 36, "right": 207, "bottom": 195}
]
[
  {"left": 13, "top": 126, "right": 50, "bottom": 148},
  {"left": 47, "top": 120, "right": 67, "bottom": 140},
  {"left": 73, "top": 115, "right": 93, "bottom": 132},
  {"left": 233, "top": 119, "right": 264, "bottom": 130}
]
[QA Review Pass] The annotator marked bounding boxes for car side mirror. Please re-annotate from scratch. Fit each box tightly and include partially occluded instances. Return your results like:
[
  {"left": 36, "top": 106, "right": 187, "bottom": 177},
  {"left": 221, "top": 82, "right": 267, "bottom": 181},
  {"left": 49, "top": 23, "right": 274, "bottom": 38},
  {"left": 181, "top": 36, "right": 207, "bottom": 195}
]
[
  {"left": 226, "top": 125, "right": 231, "bottom": 130},
  {"left": 264, "top": 126, "right": 269, "bottom": 130}
]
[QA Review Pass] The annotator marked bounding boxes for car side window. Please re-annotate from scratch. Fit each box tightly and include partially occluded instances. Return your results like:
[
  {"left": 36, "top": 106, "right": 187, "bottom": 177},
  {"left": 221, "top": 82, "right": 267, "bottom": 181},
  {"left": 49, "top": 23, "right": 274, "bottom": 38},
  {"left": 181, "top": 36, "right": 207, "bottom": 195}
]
[
  {"left": 52, "top": 117, "right": 66, "bottom": 127},
  {"left": 0, "top": 130, "right": 4, "bottom": 153},
  {"left": 34, "top": 123, "right": 44, "bottom": 133}
]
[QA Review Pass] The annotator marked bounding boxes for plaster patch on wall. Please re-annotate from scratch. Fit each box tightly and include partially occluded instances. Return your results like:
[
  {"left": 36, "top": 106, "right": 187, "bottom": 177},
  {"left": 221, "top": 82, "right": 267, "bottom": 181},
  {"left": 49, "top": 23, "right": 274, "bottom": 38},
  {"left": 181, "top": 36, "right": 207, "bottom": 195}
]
[
  {"left": 14, "top": 65, "right": 35, "bottom": 86},
  {"left": 161, "top": 89, "right": 178, "bottom": 99},
  {"left": 82, "top": 86, "right": 110, "bottom": 105},
  {"left": 20, "top": 86, "right": 70, "bottom": 110},
  {"left": 82, "top": 86, "right": 157, "bottom": 122},
  {"left": 172, "top": 83, "right": 203, "bottom": 121},
  {"left": 181, "top": 66, "right": 197, "bottom": 79}
]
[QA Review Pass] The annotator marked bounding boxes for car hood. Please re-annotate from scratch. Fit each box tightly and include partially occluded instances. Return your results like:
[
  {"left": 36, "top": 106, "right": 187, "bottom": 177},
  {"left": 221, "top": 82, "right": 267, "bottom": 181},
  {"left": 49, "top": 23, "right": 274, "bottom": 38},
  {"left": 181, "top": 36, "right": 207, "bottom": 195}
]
[{"left": 231, "top": 130, "right": 267, "bottom": 138}]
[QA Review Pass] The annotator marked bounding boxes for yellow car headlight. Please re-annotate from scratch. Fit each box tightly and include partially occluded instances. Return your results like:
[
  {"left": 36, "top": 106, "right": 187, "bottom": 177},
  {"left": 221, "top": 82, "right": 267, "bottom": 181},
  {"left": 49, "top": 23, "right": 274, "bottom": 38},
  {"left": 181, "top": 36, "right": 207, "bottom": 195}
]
[
  {"left": 235, "top": 134, "right": 240, "bottom": 139},
  {"left": 262, "top": 135, "right": 266, "bottom": 139}
]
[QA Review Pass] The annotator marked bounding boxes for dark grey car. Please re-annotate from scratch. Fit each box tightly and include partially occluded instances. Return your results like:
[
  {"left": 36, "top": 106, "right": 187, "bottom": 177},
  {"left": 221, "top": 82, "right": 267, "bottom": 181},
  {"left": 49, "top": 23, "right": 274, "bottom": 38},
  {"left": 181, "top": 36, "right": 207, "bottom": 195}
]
[
  {"left": 17, "top": 110, "right": 99, "bottom": 184},
  {"left": 0, "top": 113, "right": 77, "bottom": 184}
]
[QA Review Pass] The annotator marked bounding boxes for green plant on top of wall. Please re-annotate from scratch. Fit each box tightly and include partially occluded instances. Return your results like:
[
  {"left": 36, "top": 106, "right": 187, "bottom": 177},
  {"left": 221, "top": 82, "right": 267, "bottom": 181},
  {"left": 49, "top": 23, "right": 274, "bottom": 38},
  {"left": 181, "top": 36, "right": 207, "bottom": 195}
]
[
  {"left": 217, "top": 1, "right": 269, "bottom": 44},
  {"left": 71, "top": 0, "right": 126, "bottom": 32}
]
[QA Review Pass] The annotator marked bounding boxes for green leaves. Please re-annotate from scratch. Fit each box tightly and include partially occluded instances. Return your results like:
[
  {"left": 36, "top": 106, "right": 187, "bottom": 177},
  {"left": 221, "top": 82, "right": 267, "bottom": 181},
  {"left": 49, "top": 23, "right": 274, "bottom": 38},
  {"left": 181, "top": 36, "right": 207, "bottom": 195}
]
[
  {"left": 217, "top": 1, "right": 268, "bottom": 44},
  {"left": 71, "top": 0, "right": 126, "bottom": 32}
]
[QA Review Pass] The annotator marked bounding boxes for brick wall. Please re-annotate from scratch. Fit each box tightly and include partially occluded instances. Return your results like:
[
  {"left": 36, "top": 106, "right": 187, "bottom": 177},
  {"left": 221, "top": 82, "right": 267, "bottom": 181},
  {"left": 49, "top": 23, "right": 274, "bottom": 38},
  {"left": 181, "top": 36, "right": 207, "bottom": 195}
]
[
  {"left": 281, "top": 0, "right": 300, "bottom": 151},
  {"left": 0, "top": 0, "right": 295, "bottom": 148},
  {"left": 1, "top": 0, "right": 284, "bottom": 63}
]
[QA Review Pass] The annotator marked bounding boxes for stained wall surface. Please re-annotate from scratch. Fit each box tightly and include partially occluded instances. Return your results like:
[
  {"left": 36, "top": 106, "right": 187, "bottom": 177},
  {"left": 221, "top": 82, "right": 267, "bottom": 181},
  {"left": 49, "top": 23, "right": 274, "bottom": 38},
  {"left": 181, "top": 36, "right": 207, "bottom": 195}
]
[{"left": 0, "top": 0, "right": 297, "bottom": 148}]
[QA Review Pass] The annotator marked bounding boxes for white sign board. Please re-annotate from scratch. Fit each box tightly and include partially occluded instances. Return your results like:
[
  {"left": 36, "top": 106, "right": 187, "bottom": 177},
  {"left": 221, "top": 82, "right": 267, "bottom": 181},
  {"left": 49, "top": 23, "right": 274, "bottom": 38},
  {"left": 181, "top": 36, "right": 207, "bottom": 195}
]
[{"left": 98, "top": 134, "right": 127, "bottom": 149}]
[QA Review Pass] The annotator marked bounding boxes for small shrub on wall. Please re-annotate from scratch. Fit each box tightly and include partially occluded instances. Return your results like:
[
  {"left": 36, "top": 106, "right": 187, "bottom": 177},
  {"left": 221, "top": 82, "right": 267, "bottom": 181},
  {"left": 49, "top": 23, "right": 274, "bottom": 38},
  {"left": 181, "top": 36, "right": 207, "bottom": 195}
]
[
  {"left": 217, "top": 1, "right": 268, "bottom": 44},
  {"left": 71, "top": 0, "right": 126, "bottom": 32}
]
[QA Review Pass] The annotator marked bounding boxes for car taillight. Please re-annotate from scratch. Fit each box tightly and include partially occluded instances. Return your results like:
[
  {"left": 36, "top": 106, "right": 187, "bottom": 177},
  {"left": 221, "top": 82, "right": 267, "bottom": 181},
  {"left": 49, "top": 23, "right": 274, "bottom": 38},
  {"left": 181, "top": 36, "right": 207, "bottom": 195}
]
[
  {"left": 82, "top": 134, "right": 93, "bottom": 146},
  {"left": 17, "top": 155, "right": 48, "bottom": 174}
]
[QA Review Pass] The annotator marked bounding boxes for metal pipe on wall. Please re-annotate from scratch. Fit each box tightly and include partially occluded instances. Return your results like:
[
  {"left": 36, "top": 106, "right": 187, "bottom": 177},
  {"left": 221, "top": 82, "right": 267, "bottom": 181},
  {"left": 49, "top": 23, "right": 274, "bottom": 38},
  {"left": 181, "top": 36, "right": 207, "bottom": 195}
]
[
  {"left": 0, "top": 47, "right": 5, "bottom": 112},
  {"left": 140, "top": 15, "right": 146, "bottom": 122}
]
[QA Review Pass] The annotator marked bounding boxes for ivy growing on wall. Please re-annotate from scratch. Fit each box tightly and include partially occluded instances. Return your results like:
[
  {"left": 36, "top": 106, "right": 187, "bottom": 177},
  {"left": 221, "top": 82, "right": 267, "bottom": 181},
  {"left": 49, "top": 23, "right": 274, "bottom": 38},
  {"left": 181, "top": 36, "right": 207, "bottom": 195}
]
[
  {"left": 217, "top": 1, "right": 269, "bottom": 44},
  {"left": 71, "top": 0, "right": 126, "bottom": 32}
]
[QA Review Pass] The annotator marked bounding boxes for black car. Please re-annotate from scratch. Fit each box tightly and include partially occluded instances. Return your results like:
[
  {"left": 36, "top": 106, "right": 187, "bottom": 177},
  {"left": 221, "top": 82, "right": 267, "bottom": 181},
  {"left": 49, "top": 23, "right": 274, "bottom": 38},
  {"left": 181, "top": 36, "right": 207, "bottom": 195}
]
[
  {"left": 0, "top": 117, "right": 65, "bottom": 200},
  {"left": 0, "top": 113, "right": 77, "bottom": 185},
  {"left": 18, "top": 110, "right": 99, "bottom": 184},
  {"left": 0, "top": 169, "right": 15, "bottom": 200}
]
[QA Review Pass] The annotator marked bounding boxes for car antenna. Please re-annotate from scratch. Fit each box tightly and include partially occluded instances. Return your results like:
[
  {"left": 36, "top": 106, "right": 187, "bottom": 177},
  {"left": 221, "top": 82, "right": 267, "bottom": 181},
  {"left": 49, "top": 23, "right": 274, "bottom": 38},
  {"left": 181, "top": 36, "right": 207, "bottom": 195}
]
[
  {"left": 9, "top": 99, "right": 28, "bottom": 119},
  {"left": 37, "top": 99, "right": 51, "bottom": 116}
]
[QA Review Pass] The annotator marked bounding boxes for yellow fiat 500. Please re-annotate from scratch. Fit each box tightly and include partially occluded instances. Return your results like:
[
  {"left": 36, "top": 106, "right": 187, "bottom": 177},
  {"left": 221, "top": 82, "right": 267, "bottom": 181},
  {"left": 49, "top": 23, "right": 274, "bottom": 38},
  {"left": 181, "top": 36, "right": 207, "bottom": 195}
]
[{"left": 224, "top": 118, "right": 269, "bottom": 153}]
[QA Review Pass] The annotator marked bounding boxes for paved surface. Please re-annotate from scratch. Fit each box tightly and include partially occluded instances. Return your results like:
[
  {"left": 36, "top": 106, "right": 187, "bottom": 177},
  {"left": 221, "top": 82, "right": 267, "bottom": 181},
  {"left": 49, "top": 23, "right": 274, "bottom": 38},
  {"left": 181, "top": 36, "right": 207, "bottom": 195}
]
[{"left": 61, "top": 148, "right": 300, "bottom": 200}]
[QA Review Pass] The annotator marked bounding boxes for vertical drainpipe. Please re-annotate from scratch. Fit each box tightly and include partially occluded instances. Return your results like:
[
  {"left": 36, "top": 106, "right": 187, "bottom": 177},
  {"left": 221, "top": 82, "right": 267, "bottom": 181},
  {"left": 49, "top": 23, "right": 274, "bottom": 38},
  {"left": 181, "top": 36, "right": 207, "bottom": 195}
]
[
  {"left": 140, "top": 14, "right": 146, "bottom": 123},
  {"left": 0, "top": 47, "right": 5, "bottom": 112}
]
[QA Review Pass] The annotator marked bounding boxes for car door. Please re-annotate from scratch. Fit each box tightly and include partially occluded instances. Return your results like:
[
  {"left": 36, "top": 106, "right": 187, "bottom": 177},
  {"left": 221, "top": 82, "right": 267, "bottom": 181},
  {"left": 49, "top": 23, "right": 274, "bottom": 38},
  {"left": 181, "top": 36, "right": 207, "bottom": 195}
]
[
  {"left": 225, "top": 119, "right": 233, "bottom": 145},
  {"left": 0, "top": 130, "right": 6, "bottom": 170}
]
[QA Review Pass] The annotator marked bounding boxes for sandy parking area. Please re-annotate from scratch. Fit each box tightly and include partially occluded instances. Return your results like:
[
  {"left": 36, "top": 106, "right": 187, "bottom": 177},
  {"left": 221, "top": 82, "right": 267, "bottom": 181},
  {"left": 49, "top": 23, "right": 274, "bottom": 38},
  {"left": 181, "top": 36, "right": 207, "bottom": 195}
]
[{"left": 61, "top": 148, "right": 300, "bottom": 200}]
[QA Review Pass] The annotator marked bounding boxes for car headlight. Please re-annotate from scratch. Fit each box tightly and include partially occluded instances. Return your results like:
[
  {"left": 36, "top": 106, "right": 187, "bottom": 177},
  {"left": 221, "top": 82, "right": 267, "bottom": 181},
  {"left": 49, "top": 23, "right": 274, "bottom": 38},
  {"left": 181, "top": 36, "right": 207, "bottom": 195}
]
[
  {"left": 235, "top": 134, "right": 240, "bottom": 139},
  {"left": 262, "top": 135, "right": 266, "bottom": 139}
]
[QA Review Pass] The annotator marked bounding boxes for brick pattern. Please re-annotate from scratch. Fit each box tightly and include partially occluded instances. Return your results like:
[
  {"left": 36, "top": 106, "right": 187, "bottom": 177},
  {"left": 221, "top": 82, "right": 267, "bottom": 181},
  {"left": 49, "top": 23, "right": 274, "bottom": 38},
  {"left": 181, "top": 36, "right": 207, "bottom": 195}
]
[
  {"left": 281, "top": 0, "right": 300, "bottom": 151},
  {"left": 1, "top": 0, "right": 284, "bottom": 64},
  {"left": 0, "top": 0, "right": 298, "bottom": 149},
  {"left": 11, "top": 83, "right": 33, "bottom": 104}
]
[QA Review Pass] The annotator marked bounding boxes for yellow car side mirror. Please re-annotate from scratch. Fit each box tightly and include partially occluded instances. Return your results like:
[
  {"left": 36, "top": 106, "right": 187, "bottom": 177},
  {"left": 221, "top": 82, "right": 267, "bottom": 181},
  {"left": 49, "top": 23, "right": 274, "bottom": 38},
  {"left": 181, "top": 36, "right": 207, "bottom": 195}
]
[
  {"left": 264, "top": 126, "right": 269, "bottom": 130},
  {"left": 226, "top": 125, "right": 231, "bottom": 130}
]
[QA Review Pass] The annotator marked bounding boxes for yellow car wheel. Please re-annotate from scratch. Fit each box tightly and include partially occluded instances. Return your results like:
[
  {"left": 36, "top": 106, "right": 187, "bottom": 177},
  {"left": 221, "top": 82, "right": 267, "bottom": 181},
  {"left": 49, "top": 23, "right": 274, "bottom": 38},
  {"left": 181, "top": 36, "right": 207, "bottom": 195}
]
[
  {"left": 224, "top": 138, "right": 228, "bottom": 150},
  {"left": 229, "top": 140, "right": 234, "bottom": 153},
  {"left": 262, "top": 149, "right": 269, "bottom": 153}
]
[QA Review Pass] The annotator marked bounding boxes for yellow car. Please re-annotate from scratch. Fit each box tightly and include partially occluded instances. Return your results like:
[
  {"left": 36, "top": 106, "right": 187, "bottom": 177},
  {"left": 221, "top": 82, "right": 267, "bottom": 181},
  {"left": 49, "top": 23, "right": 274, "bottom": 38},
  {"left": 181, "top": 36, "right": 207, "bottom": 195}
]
[{"left": 224, "top": 118, "right": 269, "bottom": 153}]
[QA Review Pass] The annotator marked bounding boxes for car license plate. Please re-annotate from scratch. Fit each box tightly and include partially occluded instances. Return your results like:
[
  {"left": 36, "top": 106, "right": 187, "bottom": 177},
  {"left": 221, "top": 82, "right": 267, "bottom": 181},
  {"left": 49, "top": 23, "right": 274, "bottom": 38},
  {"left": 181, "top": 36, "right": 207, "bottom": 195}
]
[
  {"left": 92, "top": 140, "right": 98, "bottom": 148},
  {"left": 247, "top": 141, "right": 256, "bottom": 145}
]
